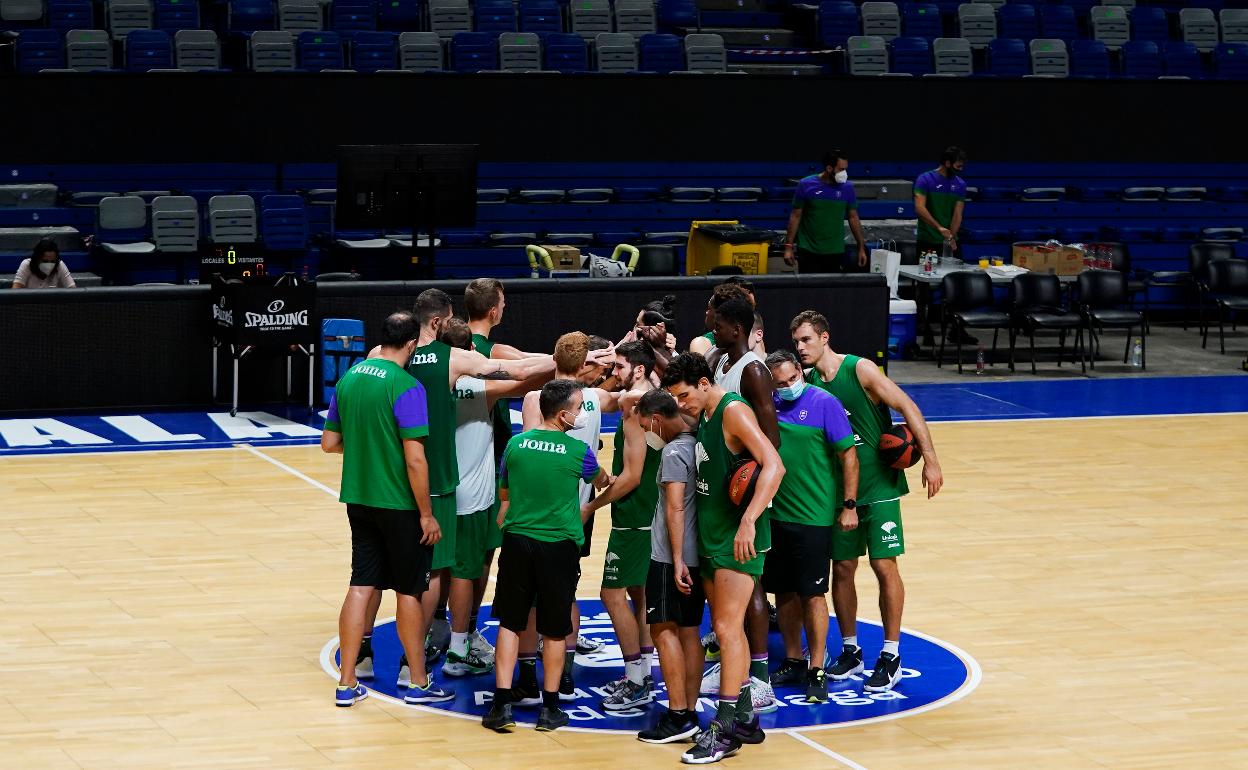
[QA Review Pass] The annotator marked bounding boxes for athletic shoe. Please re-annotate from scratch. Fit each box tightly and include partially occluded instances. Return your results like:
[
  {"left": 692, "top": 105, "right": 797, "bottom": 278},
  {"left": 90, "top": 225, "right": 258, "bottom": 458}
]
[
  {"left": 602, "top": 679, "right": 654, "bottom": 711},
  {"left": 335, "top": 683, "right": 368, "bottom": 707},
  {"left": 355, "top": 638, "right": 374, "bottom": 680},
  {"left": 470, "top": 630, "right": 495, "bottom": 664},
  {"left": 638, "top": 710, "right": 700, "bottom": 744},
  {"left": 510, "top": 681, "right": 543, "bottom": 707},
  {"left": 576, "top": 635, "right": 603, "bottom": 654},
  {"left": 680, "top": 721, "right": 741, "bottom": 765},
  {"left": 750, "top": 676, "right": 778, "bottom": 714},
  {"left": 699, "top": 663, "right": 721, "bottom": 695},
  {"left": 443, "top": 648, "right": 493, "bottom": 677},
  {"left": 770, "top": 657, "right": 808, "bottom": 686},
  {"left": 864, "top": 652, "right": 902, "bottom": 693},
  {"left": 535, "top": 706, "right": 570, "bottom": 732},
  {"left": 700, "top": 631, "right": 720, "bottom": 661},
  {"left": 827, "top": 645, "right": 864, "bottom": 680},
  {"left": 482, "top": 702, "right": 515, "bottom": 732},
  {"left": 559, "top": 669, "right": 578, "bottom": 701},
  {"left": 767, "top": 601, "right": 778, "bottom": 631},
  {"left": 404, "top": 679, "right": 455, "bottom": 704},
  {"left": 425, "top": 616, "right": 451, "bottom": 664},
  {"left": 805, "top": 668, "right": 828, "bottom": 703},
  {"left": 602, "top": 675, "right": 629, "bottom": 696},
  {"left": 397, "top": 655, "right": 411, "bottom": 688},
  {"left": 732, "top": 715, "right": 765, "bottom": 745}
]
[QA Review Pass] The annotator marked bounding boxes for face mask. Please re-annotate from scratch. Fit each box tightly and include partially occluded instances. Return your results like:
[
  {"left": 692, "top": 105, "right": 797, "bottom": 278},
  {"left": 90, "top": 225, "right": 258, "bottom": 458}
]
[
  {"left": 561, "top": 411, "right": 586, "bottom": 432},
  {"left": 644, "top": 420, "right": 668, "bottom": 451},
  {"left": 776, "top": 381, "right": 807, "bottom": 402},
  {"left": 37, "top": 261, "right": 55, "bottom": 277},
  {"left": 833, "top": 170, "right": 848, "bottom": 184}
]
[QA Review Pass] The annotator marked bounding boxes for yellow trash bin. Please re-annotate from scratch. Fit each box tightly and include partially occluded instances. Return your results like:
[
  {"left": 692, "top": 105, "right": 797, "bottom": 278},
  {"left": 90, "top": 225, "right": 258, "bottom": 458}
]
[{"left": 685, "top": 220, "right": 772, "bottom": 276}]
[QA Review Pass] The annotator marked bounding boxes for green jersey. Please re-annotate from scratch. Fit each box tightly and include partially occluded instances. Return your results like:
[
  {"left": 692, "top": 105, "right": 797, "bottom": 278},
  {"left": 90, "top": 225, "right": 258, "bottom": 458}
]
[
  {"left": 700, "top": 330, "right": 717, "bottom": 347},
  {"left": 694, "top": 392, "right": 771, "bottom": 560},
  {"left": 792, "top": 174, "right": 858, "bottom": 255},
  {"left": 772, "top": 385, "right": 856, "bottom": 526},
  {"left": 472, "top": 332, "right": 513, "bottom": 461},
  {"left": 324, "top": 358, "right": 429, "bottom": 510},
  {"left": 806, "top": 354, "right": 909, "bottom": 505},
  {"left": 915, "top": 169, "right": 968, "bottom": 243},
  {"left": 610, "top": 432, "right": 663, "bottom": 529},
  {"left": 500, "top": 428, "right": 599, "bottom": 545},
  {"left": 407, "top": 339, "right": 458, "bottom": 495}
]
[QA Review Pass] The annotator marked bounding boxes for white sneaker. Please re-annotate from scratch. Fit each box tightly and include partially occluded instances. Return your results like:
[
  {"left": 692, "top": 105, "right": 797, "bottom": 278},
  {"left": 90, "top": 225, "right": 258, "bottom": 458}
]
[
  {"left": 470, "top": 630, "right": 495, "bottom": 664},
  {"left": 397, "top": 662, "right": 412, "bottom": 688},
  {"left": 699, "top": 663, "right": 721, "bottom": 696},
  {"left": 750, "top": 676, "right": 778, "bottom": 714}
]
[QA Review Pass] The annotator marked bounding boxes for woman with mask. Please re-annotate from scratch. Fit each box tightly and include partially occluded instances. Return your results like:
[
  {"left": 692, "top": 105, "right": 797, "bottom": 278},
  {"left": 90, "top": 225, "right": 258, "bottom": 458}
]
[
  {"left": 13, "top": 240, "right": 76, "bottom": 289},
  {"left": 782, "top": 150, "right": 867, "bottom": 274}
]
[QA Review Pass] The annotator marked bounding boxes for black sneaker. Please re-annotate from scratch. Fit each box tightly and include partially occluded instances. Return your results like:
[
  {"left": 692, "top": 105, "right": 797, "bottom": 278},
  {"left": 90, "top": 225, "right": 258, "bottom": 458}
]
[
  {"left": 559, "top": 669, "right": 577, "bottom": 701},
  {"left": 864, "top": 652, "right": 902, "bottom": 692},
  {"left": 511, "top": 681, "right": 543, "bottom": 707},
  {"left": 828, "top": 645, "right": 864, "bottom": 680},
  {"left": 638, "top": 710, "right": 700, "bottom": 744},
  {"left": 482, "top": 702, "right": 515, "bottom": 732},
  {"left": 770, "top": 657, "right": 808, "bottom": 686},
  {"left": 731, "top": 715, "right": 765, "bottom": 745},
  {"left": 767, "top": 601, "right": 779, "bottom": 631},
  {"left": 681, "top": 721, "right": 742, "bottom": 765},
  {"left": 355, "top": 638, "right": 374, "bottom": 680},
  {"left": 805, "top": 668, "right": 828, "bottom": 703},
  {"left": 425, "top": 617, "right": 450, "bottom": 665},
  {"left": 535, "top": 706, "right": 569, "bottom": 732}
]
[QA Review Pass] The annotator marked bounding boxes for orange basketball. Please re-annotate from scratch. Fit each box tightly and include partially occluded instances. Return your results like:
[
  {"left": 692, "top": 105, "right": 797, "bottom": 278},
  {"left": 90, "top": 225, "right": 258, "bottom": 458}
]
[
  {"left": 726, "top": 457, "right": 761, "bottom": 508},
  {"left": 878, "top": 424, "right": 920, "bottom": 470}
]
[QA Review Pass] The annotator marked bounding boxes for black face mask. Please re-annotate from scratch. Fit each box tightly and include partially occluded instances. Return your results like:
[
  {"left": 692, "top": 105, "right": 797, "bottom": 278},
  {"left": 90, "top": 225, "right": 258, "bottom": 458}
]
[{"left": 949, "top": 167, "right": 963, "bottom": 178}]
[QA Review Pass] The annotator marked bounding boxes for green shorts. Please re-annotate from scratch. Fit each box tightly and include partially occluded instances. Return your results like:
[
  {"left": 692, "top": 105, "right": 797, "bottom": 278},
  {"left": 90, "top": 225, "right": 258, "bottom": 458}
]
[
  {"left": 602, "top": 528, "right": 650, "bottom": 589},
  {"left": 831, "top": 499, "right": 905, "bottom": 561},
  {"left": 430, "top": 494, "right": 458, "bottom": 571},
  {"left": 452, "top": 508, "right": 491, "bottom": 580},
  {"left": 701, "top": 551, "right": 766, "bottom": 578},
  {"left": 484, "top": 497, "right": 503, "bottom": 552}
]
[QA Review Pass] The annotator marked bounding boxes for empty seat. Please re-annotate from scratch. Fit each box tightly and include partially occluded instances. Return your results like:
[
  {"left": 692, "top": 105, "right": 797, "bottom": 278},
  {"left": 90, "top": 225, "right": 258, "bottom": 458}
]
[
  {"left": 126, "top": 28, "right": 172, "bottom": 70},
  {"left": 571, "top": 0, "right": 610, "bottom": 41},
  {"left": 298, "top": 30, "right": 342, "bottom": 69},
  {"left": 377, "top": 0, "right": 420, "bottom": 31},
  {"left": 398, "top": 31, "right": 442, "bottom": 70},
  {"left": 958, "top": 3, "right": 996, "bottom": 48},
  {"left": 596, "top": 32, "right": 637, "bottom": 72},
  {"left": 616, "top": 0, "right": 656, "bottom": 37},
  {"left": 519, "top": 0, "right": 560, "bottom": 33},
  {"left": 639, "top": 32, "right": 682, "bottom": 72},
  {"left": 260, "top": 194, "right": 308, "bottom": 250},
  {"left": 861, "top": 2, "right": 900, "bottom": 40},
  {"left": 48, "top": 0, "right": 92, "bottom": 31},
  {"left": 999, "top": 3, "right": 1037, "bottom": 42},
  {"left": 331, "top": 0, "right": 375, "bottom": 35},
  {"left": 819, "top": 1, "right": 858, "bottom": 48},
  {"left": 154, "top": 0, "right": 198, "bottom": 31},
  {"left": 174, "top": 28, "right": 218, "bottom": 69},
  {"left": 250, "top": 29, "right": 295, "bottom": 70},
  {"left": 657, "top": 0, "right": 696, "bottom": 32},
  {"left": 229, "top": 0, "right": 275, "bottom": 34},
  {"left": 499, "top": 31, "right": 540, "bottom": 70},
  {"left": 987, "top": 37, "right": 1026, "bottom": 77},
  {"left": 66, "top": 28, "right": 112, "bottom": 70},
  {"left": 1180, "top": 8, "right": 1218, "bottom": 53},
  {"left": 1122, "top": 186, "right": 1164, "bottom": 202},
  {"left": 279, "top": 0, "right": 321, "bottom": 32},
  {"left": 451, "top": 31, "right": 498, "bottom": 71},
  {"left": 1029, "top": 37, "right": 1067, "bottom": 77},
  {"left": 2, "top": 0, "right": 45, "bottom": 24},
  {"left": 1130, "top": 6, "right": 1168, "bottom": 44},
  {"left": 208, "top": 194, "right": 258, "bottom": 243},
  {"left": 684, "top": 32, "right": 725, "bottom": 72},
  {"left": 109, "top": 0, "right": 153, "bottom": 41},
  {"left": 847, "top": 34, "right": 888, "bottom": 75},
  {"left": 567, "top": 187, "right": 612, "bottom": 203},
  {"left": 1122, "top": 39, "right": 1160, "bottom": 79},
  {"left": 150, "top": 195, "right": 199, "bottom": 252},
  {"left": 889, "top": 35, "right": 931, "bottom": 76},
  {"left": 16, "top": 29, "right": 65, "bottom": 73},
  {"left": 1222, "top": 9, "right": 1248, "bottom": 44},
  {"left": 902, "top": 3, "right": 940, "bottom": 39},
  {"left": 1161, "top": 40, "right": 1201, "bottom": 78},
  {"left": 1215, "top": 42, "right": 1248, "bottom": 79},
  {"left": 1071, "top": 38, "right": 1110, "bottom": 78},
  {"left": 428, "top": 0, "right": 469, "bottom": 38},
  {"left": 543, "top": 31, "right": 587, "bottom": 71},
  {"left": 933, "top": 36, "right": 971, "bottom": 75},
  {"left": 1090, "top": 6, "right": 1128, "bottom": 51},
  {"left": 98, "top": 196, "right": 157, "bottom": 255},
  {"left": 352, "top": 30, "right": 396, "bottom": 71},
  {"left": 1039, "top": 3, "right": 1075, "bottom": 41},
  {"left": 475, "top": 0, "right": 516, "bottom": 34}
]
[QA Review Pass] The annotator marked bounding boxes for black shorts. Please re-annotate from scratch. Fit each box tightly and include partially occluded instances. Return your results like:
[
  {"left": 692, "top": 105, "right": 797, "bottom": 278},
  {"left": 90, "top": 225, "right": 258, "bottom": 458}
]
[
  {"left": 762, "top": 520, "right": 832, "bottom": 598},
  {"left": 796, "top": 247, "right": 860, "bottom": 274},
  {"left": 493, "top": 532, "right": 580, "bottom": 638},
  {"left": 347, "top": 503, "right": 433, "bottom": 597},
  {"left": 580, "top": 509, "right": 595, "bottom": 558},
  {"left": 646, "top": 559, "right": 706, "bottom": 628}
]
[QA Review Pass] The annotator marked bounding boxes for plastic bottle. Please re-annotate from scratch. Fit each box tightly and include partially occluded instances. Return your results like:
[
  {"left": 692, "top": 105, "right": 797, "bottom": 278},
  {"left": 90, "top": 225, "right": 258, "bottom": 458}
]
[
  {"left": 976, "top": 346, "right": 986, "bottom": 375},
  {"left": 942, "top": 238, "right": 953, "bottom": 265},
  {"left": 1130, "top": 338, "right": 1143, "bottom": 368}
]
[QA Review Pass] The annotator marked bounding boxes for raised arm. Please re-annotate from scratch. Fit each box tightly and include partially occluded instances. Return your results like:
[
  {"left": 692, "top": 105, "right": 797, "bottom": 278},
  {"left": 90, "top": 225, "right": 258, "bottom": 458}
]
[
  {"left": 452, "top": 346, "right": 555, "bottom": 384},
  {"left": 483, "top": 369, "right": 553, "bottom": 409},
  {"left": 520, "top": 390, "right": 542, "bottom": 431},
  {"left": 856, "top": 358, "right": 943, "bottom": 498},
  {"left": 582, "top": 410, "right": 644, "bottom": 516},
  {"left": 489, "top": 342, "right": 545, "bottom": 360}
]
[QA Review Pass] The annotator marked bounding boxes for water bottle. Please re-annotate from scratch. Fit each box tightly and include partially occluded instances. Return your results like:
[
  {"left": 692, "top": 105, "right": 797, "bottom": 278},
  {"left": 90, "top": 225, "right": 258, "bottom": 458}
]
[
  {"left": 942, "top": 238, "right": 953, "bottom": 265},
  {"left": 975, "top": 346, "right": 986, "bottom": 375},
  {"left": 1130, "top": 338, "right": 1143, "bottom": 368}
]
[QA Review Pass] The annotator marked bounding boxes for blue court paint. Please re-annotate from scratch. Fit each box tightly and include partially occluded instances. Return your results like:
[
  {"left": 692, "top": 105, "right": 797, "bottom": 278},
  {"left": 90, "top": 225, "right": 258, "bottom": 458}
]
[{"left": 325, "top": 599, "right": 978, "bottom": 732}]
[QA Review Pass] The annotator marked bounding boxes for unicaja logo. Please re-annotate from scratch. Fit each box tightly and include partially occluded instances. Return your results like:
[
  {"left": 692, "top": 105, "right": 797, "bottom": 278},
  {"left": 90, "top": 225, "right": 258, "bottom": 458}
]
[{"left": 881, "top": 522, "right": 897, "bottom": 534}]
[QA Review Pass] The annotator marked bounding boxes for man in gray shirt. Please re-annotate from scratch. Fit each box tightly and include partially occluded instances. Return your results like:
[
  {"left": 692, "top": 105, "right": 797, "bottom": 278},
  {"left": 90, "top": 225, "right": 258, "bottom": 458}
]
[{"left": 636, "top": 389, "right": 705, "bottom": 744}]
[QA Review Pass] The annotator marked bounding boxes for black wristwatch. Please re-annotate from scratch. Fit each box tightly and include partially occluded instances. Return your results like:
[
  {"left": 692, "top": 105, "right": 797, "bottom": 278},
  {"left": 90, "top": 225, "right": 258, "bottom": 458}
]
[{"left": 842, "top": 499, "right": 857, "bottom": 511}]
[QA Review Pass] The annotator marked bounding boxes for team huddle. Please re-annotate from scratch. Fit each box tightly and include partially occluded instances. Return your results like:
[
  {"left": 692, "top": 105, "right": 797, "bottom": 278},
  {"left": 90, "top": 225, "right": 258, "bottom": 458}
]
[{"left": 322, "top": 277, "right": 944, "bottom": 765}]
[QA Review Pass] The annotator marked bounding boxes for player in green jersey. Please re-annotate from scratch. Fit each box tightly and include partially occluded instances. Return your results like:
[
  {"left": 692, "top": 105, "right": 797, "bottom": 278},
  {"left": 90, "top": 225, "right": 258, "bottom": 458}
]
[{"left": 790, "top": 309, "right": 944, "bottom": 694}]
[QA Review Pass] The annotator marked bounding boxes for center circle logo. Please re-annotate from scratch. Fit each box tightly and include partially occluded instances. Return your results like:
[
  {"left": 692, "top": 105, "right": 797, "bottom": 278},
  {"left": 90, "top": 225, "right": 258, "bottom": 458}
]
[
  {"left": 267, "top": 299, "right": 285, "bottom": 313},
  {"left": 322, "top": 599, "right": 979, "bottom": 732}
]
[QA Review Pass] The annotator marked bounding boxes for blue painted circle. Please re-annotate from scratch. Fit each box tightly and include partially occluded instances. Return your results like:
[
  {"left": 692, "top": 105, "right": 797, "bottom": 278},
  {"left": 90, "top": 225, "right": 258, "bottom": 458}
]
[{"left": 332, "top": 598, "right": 975, "bottom": 731}]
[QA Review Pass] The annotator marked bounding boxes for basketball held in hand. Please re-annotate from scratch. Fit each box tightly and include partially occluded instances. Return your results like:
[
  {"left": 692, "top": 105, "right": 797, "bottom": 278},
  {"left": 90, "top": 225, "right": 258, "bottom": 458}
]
[
  {"left": 726, "top": 457, "right": 761, "bottom": 509},
  {"left": 878, "top": 424, "right": 920, "bottom": 470}
]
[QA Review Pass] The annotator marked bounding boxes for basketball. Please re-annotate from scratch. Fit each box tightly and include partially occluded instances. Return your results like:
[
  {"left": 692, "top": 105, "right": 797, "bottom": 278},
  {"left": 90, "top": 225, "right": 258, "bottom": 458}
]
[
  {"left": 726, "top": 456, "right": 761, "bottom": 508},
  {"left": 878, "top": 424, "right": 920, "bottom": 469}
]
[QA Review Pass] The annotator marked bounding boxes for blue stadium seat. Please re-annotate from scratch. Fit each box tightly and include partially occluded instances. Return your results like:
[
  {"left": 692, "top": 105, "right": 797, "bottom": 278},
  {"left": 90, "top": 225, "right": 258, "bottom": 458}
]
[
  {"left": 451, "top": 32, "right": 498, "bottom": 71},
  {"left": 154, "top": 0, "right": 199, "bottom": 32},
  {"left": 16, "top": 30, "right": 65, "bottom": 72},
  {"left": 331, "top": 0, "right": 377, "bottom": 36},
  {"left": 890, "top": 36, "right": 932, "bottom": 75},
  {"left": 987, "top": 38, "right": 1027, "bottom": 78},
  {"left": 902, "top": 4, "right": 941, "bottom": 40},
  {"left": 229, "top": 0, "right": 276, "bottom": 34},
  {"left": 1122, "top": 40, "right": 1161, "bottom": 79},
  {"left": 351, "top": 30, "right": 396, "bottom": 70},
  {"left": 999, "top": 4, "right": 1037, "bottom": 42},
  {"left": 542, "top": 31, "right": 588, "bottom": 72},
  {"left": 638, "top": 32, "right": 683, "bottom": 73},
  {"left": 1215, "top": 42, "right": 1248, "bottom": 79},
  {"left": 519, "top": 0, "right": 561, "bottom": 33},
  {"left": 1130, "top": 6, "right": 1170, "bottom": 44},
  {"left": 298, "top": 30, "right": 345, "bottom": 70},
  {"left": 818, "top": 1, "right": 859, "bottom": 48},
  {"left": 1117, "top": 226, "right": 1158, "bottom": 242},
  {"left": 657, "top": 0, "right": 697, "bottom": 32},
  {"left": 475, "top": 0, "right": 516, "bottom": 34},
  {"left": 1162, "top": 41, "right": 1202, "bottom": 78},
  {"left": 975, "top": 186, "right": 1017, "bottom": 202},
  {"left": 260, "top": 194, "right": 309, "bottom": 250},
  {"left": 1058, "top": 226, "right": 1099, "bottom": 243},
  {"left": 1039, "top": 4, "right": 1075, "bottom": 42},
  {"left": 126, "top": 30, "right": 174, "bottom": 70},
  {"left": 377, "top": 0, "right": 421, "bottom": 31},
  {"left": 1160, "top": 225, "right": 1200, "bottom": 242},
  {"left": 48, "top": 0, "right": 93, "bottom": 31},
  {"left": 1070, "top": 39, "right": 1110, "bottom": 78}
]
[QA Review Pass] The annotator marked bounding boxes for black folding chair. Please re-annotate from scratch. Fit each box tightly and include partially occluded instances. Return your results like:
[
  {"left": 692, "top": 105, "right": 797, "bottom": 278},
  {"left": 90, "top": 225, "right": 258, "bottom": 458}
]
[
  {"left": 1010, "top": 273, "right": 1086, "bottom": 374},
  {"left": 1077, "top": 269, "right": 1146, "bottom": 370},
  {"left": 938, "top": 271, "right": 1010, "bottom": 373},
  {"left": 1202, "top": 258, "right": 1248, "bottom": 354}
]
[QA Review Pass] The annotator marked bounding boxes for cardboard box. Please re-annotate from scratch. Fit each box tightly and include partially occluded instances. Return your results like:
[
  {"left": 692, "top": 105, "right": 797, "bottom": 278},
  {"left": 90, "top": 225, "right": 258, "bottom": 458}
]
[
  {"left": 1012, "top": 243, "right": 1085, "bottom": 276},
  {"left": 540, "top": 245, "right": 581, "bottom": 269}
]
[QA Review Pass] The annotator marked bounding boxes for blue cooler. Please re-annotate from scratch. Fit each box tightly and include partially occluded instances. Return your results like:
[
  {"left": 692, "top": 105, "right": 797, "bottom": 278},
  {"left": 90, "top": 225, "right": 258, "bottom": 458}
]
[
  {"left": 888, "top": 299, "right": 917, "bottom": 360},
  {"left": 321, "top": 318, "right": 366, "bottom": 403}
]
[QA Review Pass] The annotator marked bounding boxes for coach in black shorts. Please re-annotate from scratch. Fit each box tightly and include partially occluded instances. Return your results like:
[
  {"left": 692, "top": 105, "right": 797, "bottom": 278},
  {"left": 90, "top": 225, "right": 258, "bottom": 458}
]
[{"left": 636, "top": 389, "right": 705, "bottom": 744}]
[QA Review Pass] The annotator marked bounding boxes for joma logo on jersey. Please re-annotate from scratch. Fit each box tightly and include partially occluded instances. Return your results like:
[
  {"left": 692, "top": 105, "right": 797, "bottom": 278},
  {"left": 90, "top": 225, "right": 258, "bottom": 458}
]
[
  {"left": 583, "top": 402, "right": 596, "bottom": 412},
  {"left": 353, "top": 365, "right": 388, "bottom": 379},
  {"left": 410, "top": 352, "right": 440, "bottom": 365},
  {"left": 455, "top": 389, "right": 475, "bottom": 399},
  {"left": 519, "top": 438, "right": 567, "bottom": 454}
]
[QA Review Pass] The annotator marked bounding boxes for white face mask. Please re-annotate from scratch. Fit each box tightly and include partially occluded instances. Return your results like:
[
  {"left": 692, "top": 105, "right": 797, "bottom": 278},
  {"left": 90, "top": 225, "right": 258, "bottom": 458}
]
[
  {"left": 644, "top": 426, "right": 667, "bottom": 451},
  {"left": 833, "top": 170, "right": 849, "bottom": 184},
  {"left": 561, "top": 411, "right": 586, "bottom": 432},
  {"left": 37, "top": 261, "right": 56, "bottom": 277}
]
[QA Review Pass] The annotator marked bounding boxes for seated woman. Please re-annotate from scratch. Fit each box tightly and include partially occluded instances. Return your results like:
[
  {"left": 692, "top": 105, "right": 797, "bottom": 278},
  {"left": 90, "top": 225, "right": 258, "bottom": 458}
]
[{"left": 13, "top": 240, "right": 76, "bottom": 289}]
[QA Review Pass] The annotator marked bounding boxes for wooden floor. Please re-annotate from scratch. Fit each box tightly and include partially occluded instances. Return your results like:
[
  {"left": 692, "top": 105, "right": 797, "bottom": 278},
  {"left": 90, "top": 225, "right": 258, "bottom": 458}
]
[{"left": 3, "top": 414, "right": 1246, "bottom": 769}]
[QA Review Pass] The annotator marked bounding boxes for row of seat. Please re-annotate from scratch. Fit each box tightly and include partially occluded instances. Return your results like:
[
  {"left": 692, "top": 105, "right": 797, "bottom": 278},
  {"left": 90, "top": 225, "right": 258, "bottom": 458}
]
[{"left": 93, "top": 193, "right": 309, "bottom": 252}]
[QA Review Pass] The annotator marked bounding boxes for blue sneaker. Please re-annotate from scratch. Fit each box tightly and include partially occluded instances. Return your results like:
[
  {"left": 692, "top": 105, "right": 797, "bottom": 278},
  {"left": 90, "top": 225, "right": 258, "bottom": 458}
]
[
  {"left": 404, "top": 679, "right": 455, "bottom": 704},
  {"left": 335, "top": 683, "right": 368, "bottom": 707}
]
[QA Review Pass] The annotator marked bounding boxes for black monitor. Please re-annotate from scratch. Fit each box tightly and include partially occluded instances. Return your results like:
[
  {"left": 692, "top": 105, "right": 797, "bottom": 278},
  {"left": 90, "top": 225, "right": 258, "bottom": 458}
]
[{"left": 335, "top": 144, "right": 478, "bottom": 231}]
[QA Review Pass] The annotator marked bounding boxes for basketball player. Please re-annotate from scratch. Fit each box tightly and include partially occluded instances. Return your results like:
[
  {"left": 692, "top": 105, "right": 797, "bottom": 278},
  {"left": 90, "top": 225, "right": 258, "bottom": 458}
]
[
  {"left": 636, "top": 388, "right": 704, "bottom": 745},
  {"left": 762, "top": 349, "right": 859, "bottom": 704},
  {"left": 688, "top": 283, "right": 752, "bottom": 358},
  {"left": 321, "top": 312, "right": 451, "bottom": 707},
  {"left": 790, "top": 309, "right": 944, "bottom": 692},
  {"left": 482, "top": 380, "right": 609, "bottom": 734},
  {"left": 438, "top": 318, "right": 552, "bottom": 677},
  {"left": 580, "top": 341, "right": 661, "bottom": 711},
  {"left": 661, "top": 353, "right": 784, "bottom": 764}
]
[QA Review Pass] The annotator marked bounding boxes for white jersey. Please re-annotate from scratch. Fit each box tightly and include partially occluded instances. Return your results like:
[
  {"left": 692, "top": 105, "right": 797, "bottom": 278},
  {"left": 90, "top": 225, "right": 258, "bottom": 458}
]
[
  {"left": 454, "top": 376, "right": 495, "bottom": 515},
  {"left": 568, "top": 387, "right": 603, "bottom": 504},
  {"left": 715, "top": 351, "right": 763, "bottom": 396}
]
